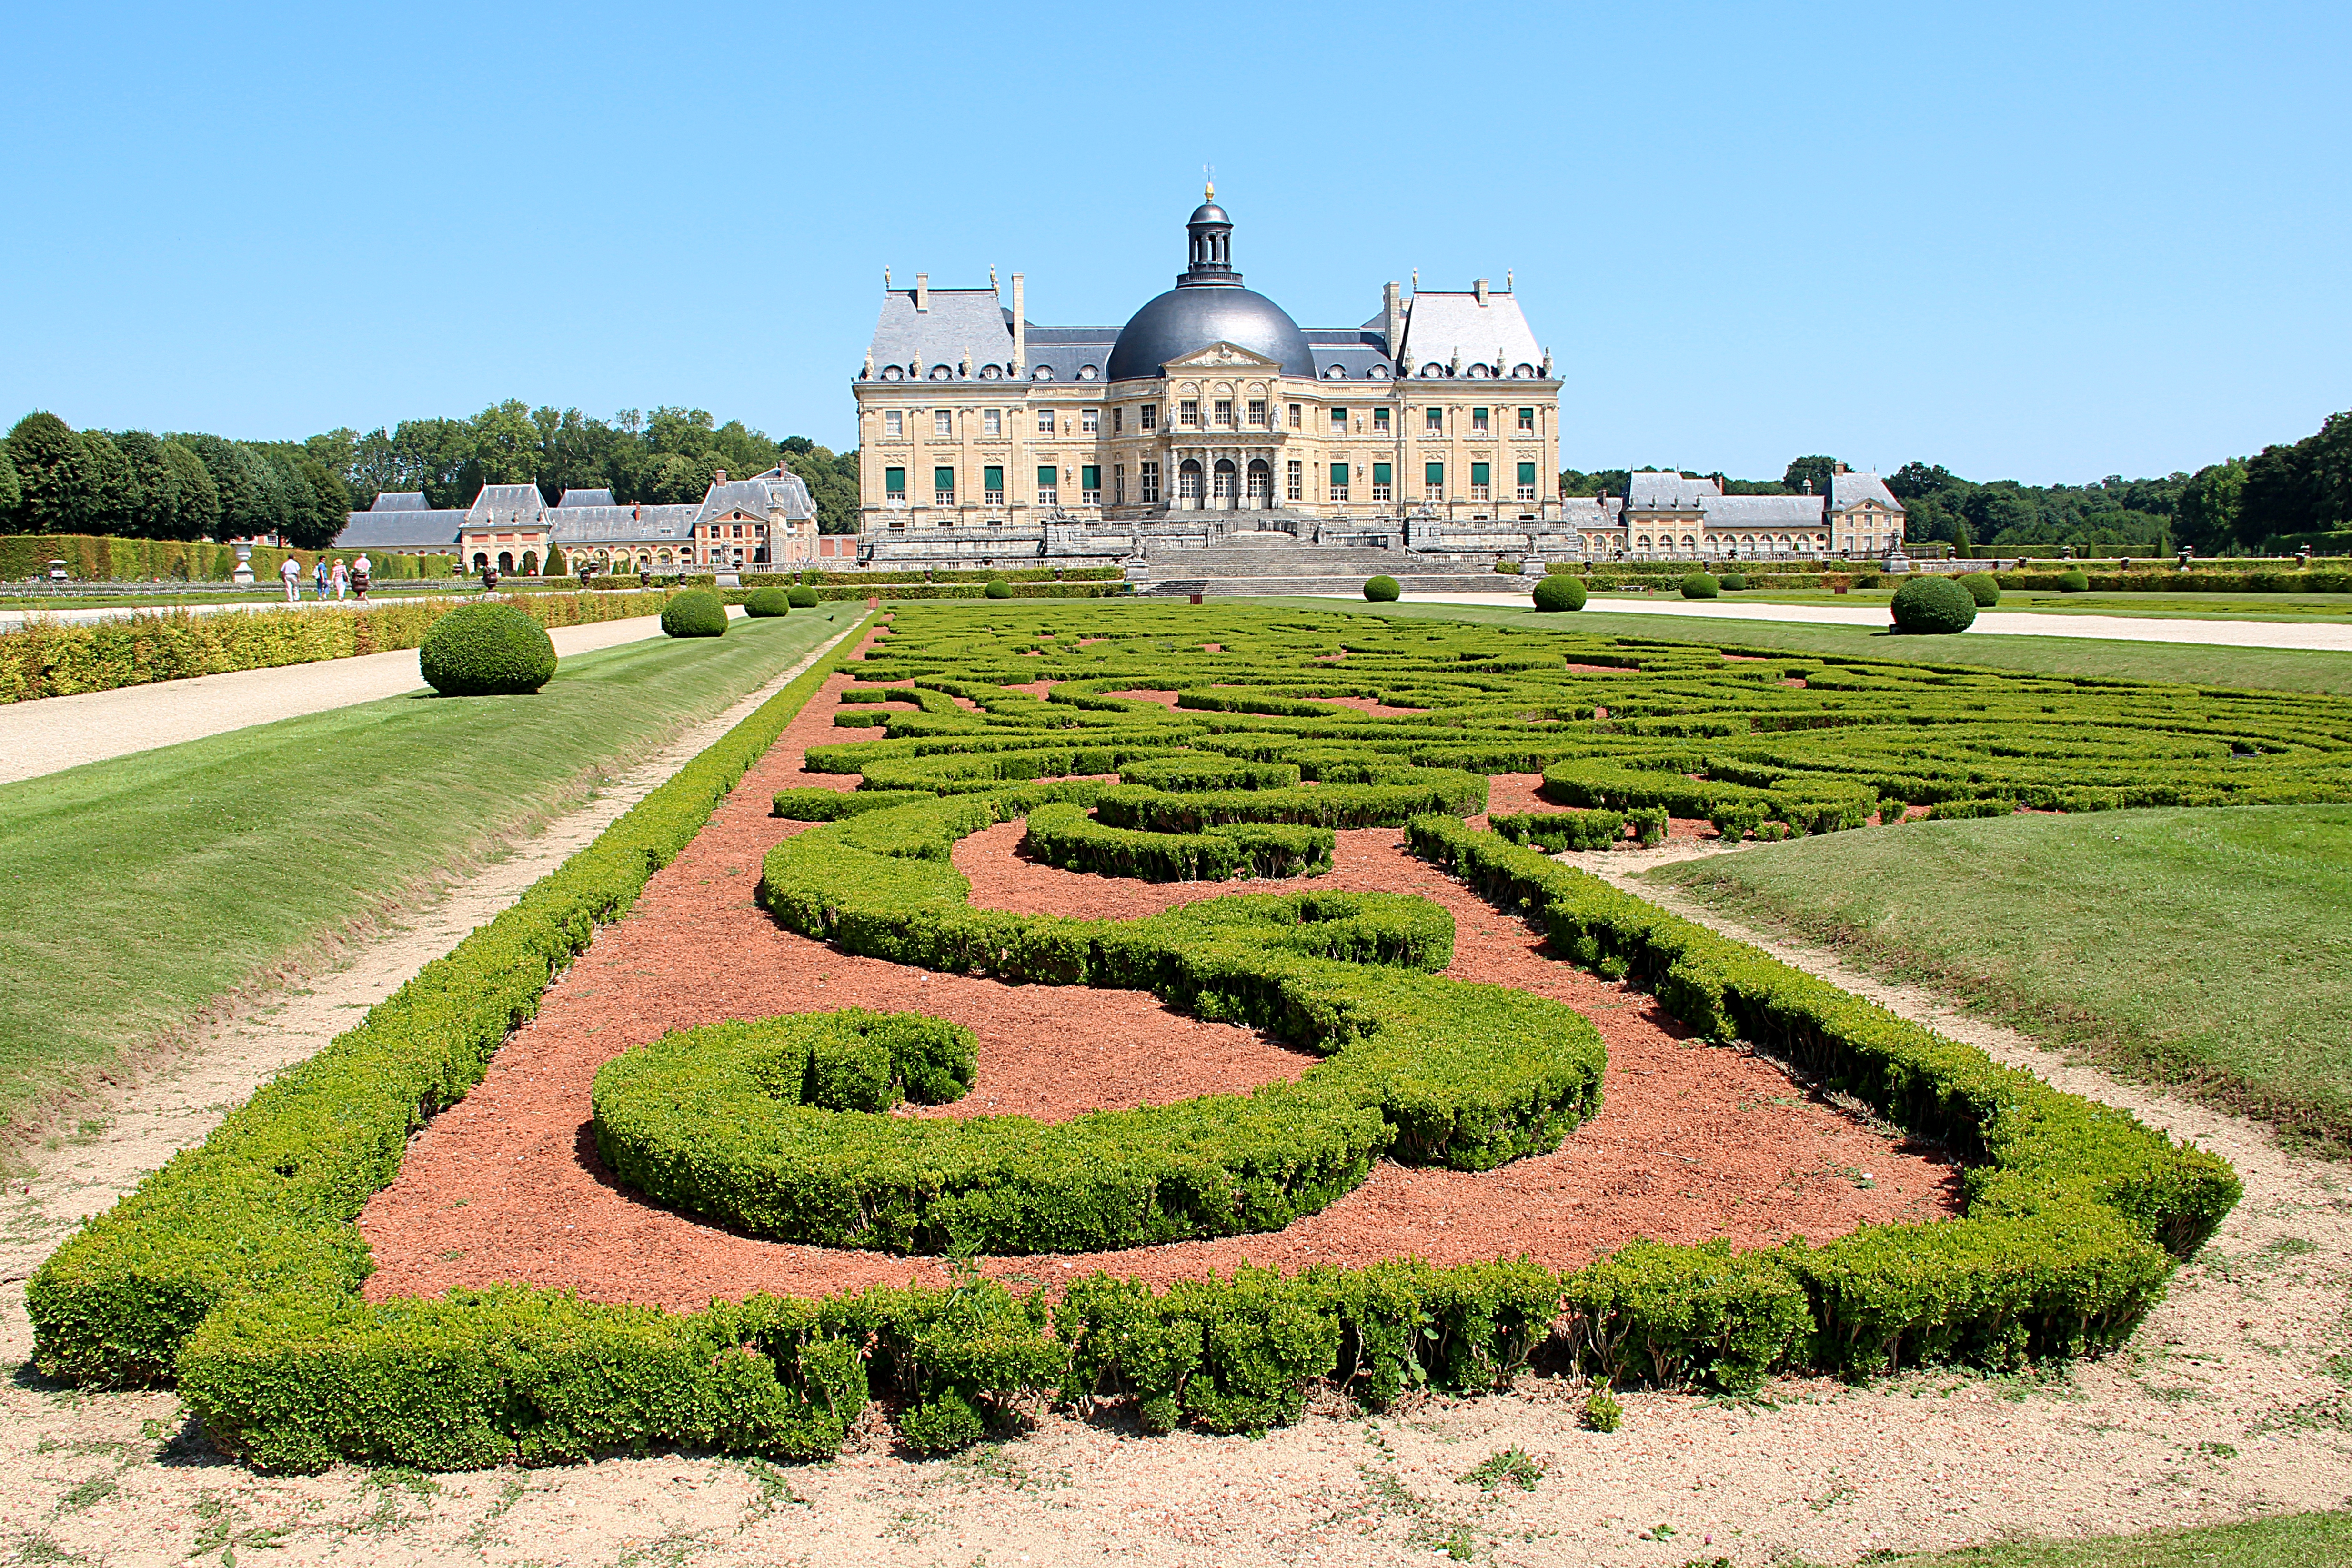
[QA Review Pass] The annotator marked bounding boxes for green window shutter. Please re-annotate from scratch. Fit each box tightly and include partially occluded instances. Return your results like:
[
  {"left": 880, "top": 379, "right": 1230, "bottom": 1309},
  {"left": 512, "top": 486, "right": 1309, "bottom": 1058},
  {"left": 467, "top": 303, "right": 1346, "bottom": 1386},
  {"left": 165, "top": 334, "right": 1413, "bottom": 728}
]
[
  {"left": 935, "top": 467, "right": 954, "bottom": 491},
  {"left": 1472, "top": 463, "right": 1490, "bottom": 486},
  {"left": 1372, "top": 463, "right": 1392, "bottom": 485},
  {"left": 885, "top": 467, "right": 905, "bottom": 493},
  {"left": 1330, "top": 463, "right": 1349, "bottom": 487},
  {"left": 984, "top": 466, "right": 1004, "bottom": 490},
  {"left": 1037, "top": 466, "right": 1057, "bottom": 488},
  {"left": 1082, "top": 465, "right": 1100, "bottom": 488},
  {"left": 1472, "top": 407, "right": 1488, "bottom": 421},
  {"left": 1518, "top": 462, "right": 1537, "bottom": 485},
  {"left": 1425, "top": 462, "right": 1444, "bottom": 486},
  {"left": 1518, "top": 407, "right": 1534, "bottom": 422}
]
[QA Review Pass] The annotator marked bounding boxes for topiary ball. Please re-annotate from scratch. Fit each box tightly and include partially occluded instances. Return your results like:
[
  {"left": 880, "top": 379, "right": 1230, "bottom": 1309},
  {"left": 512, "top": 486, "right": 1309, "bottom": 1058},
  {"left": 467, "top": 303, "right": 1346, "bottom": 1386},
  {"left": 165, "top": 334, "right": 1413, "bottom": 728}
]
[
  {"left": 1718, "top": 571, "right": 1748, "bottom": 592},
  {"left": 1681, "top": 572, "right": 1720, "bottom": 599},
  {"left": 1890, "top": 574, "right": 1979, "bottom": 634},
  {"left": 1533, "top": 574, "right": 1588, "bottom": 612},
  {"left": 419, "top": 603, "right": 557, "bottom": 696},
  {"left": 984, "top": 578, "right": 1013, "bottom": 599},
  {"left": 2058, "top": 568, "right": 2090, "bottom": 593},
  {"left": 1961, "top": 573, "right": 2002, "bottom": 607},
  {"left": 1364, "top": 575, "right": 1401, "bottom": 602},
  {"left": 661, "top": 588, "right": 729, "bottom": 638},
  {"left": 744, "top": 586, "right": 791, "bottom": 618},
  {"left": 786, "top": 585, "right": 820, "bottom": 608}
]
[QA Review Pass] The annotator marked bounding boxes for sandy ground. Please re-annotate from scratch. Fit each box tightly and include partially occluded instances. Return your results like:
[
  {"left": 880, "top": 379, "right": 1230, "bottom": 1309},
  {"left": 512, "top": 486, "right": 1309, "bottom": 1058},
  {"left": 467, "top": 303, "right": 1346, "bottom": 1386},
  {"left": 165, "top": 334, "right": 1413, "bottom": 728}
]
[
  {"left": 1326, "top": 589, "right": 2352, "bottom": 652},
  {"left": 0, "top": 608, "right": 744, "bottom": 786},
  {"left": 3, "top": 705, "right": 2347, "bottom": 1564}
]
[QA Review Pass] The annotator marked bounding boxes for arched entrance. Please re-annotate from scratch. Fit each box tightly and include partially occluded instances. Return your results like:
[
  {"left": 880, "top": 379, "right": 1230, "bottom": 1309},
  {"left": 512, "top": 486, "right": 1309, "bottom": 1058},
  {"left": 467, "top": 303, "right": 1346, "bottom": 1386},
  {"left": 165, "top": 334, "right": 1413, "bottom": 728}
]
[
  {"left": 520, "top": 551, "right": 538, "bottom": 575},
  {"left": 1177, "top": 459, "right": 1203, "bottom": 507},
  {"left": 1212, "top": 458, "right": 1236, "bottom": 506},
  {"left": 472, "top": 552, "right": 489, "bottom": 571},
  {"left": 497, "top": 551, "right": 515, "bottom": 574},
  {"left": 1247, "top": 459, "right": 1271, "bottom": 507}
]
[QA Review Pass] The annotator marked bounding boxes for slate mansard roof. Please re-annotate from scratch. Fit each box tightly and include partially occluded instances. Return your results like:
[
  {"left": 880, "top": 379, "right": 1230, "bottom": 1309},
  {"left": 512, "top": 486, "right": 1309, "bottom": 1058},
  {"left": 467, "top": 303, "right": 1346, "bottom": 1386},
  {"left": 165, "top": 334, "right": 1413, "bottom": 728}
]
[
  {"left": 1829, "top": 470, "right": 1905, "bottom": 513},
  {"left": 335, "top": 469, "right": 817, "bottom": 552},
  {"left": 333, "top": 508, "right": 468, "bottom": 551},
  {"left": 1611, "top": 470, "right": 1901, "bottom": 533},
  {"left": 1394, "top": 291, "right": 1545, "bottom": 378}
]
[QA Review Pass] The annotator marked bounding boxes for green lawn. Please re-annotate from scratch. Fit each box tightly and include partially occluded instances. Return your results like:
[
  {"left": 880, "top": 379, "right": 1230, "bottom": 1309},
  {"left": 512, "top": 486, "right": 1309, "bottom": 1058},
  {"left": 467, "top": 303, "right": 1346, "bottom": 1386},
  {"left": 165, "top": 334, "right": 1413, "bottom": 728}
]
[
  {"left": 1792, "top": 1510, "right": 2352, "bottom": 1567},
  {"left": 1648, "top": 804, "right": 2352, "bottom": 1153},
  {"left": 0, "top": 609, "right": 849, "bottom": 1135},
  {"left": 1243, "top": 598, "right": 2352, "bottom": 695}
]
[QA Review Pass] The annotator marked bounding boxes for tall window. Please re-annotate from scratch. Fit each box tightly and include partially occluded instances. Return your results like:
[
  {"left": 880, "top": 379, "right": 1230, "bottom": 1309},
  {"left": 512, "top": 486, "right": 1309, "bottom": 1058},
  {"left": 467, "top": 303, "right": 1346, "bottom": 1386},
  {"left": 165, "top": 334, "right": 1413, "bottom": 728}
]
[
  {"left": 1247, "top": 398, "right": 1266, "bottom": 426},
  {"left": 1140, "top": 403, "right": 1157, "bottom": 430},
  {"left": 1112, "top": 407, "right": 1123, "bottom": 434},
  {"left": 935, "top": 410, "right": 954, "bottom": 438},
  {"left": 1178, "top": 399, "right": 1199, "bottom": 427},
  {"left": 1211, "top": 463, "right": 1233, "bottom": 500},
  {"left": 1214, "top": 399, "right": 1233, "bottom": 426},
  {"left": 1516, "top": 462, "right": 1538, "bottom": 502},
  {"left": 885, "top": 465, "right": 906, "bottom": 502},
  {"left": 1036, "top": 408, "right": 1055, "bottom": 435},
  {"left": 1329, "top": 406, "right": 1348, "bottom": 434},
  {"left": 1372, "top": 462, "right": 1393, "bottom": 502},
  {"left": 1081, "top": 465, "right": 1100, "bottom": 505},
  {"left": 885, "top": 410, "right": 903, "bottom": 438},
  {"left": 983, "top": 408, "right": 1002, "bottom": 437},
  {"left": 1425, "top": 406, "right": 1444, "bottom": 433},
  {"left": 1114, "top": 463, "right": 1126, "bottom": 504},
  {"left": 1176, "top": 463, "right": 1200, "bottom": 501},
  {"left": 1035, "top": 465, "right": 1058, "bottom": 506},
  {"left": 1081, "top": 408, "right": 1099, "bottom": 434},
  {"left": 1425, "top": 462, "right": 1444, "bottom": 500},
  {"left": 1329, "top": 462, "right": 1350, "bottom": 502},
  {"left": 1288, "top": 403, "right": 1303, "bottom": 430},
  {"left": 1373, "top": 406, "right": 1390, "bottom": 432},
  {"left": 1517, "top": 407, "right": 1536, "bottom": 432},
  {"left": 984, "top": 465, "right": 1005, "bottom": 506},
  {"left": 1472, "top": 407, "right": 1489, "bottom": 435},
  {"left": 1286, "top": 460, "right": 1303, "bottom": 501},
  {"left": 934, "top": 466, "right": 955, "bottom": 504},
  {"left": 1140, "top": 461, "right": 1160, "bottom": 503},
  {"left": 1471, "top": 462, "right": 1491, "bottom": 502}
]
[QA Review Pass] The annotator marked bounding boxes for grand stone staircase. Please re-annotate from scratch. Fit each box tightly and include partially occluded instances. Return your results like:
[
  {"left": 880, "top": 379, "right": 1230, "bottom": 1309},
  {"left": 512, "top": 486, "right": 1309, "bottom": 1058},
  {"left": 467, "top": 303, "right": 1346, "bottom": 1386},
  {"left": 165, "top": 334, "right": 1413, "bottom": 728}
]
[{"left": 1134, "top": 528, "right": 1524, "bottom": 598}]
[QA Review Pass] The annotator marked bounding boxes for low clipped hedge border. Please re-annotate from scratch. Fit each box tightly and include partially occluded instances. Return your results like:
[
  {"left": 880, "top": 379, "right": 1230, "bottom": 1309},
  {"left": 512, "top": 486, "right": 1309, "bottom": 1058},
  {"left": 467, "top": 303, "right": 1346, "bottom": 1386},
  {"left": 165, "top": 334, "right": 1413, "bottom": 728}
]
[
  {"left": 1406, "top": 814, "right": 2237, "bottom": 1374},
  {"left": 25, "top": 611, "right": 879, "bottom": 1388},
  {"left": 1023, "top": 801, "right": 1334, "bottom": 882}
]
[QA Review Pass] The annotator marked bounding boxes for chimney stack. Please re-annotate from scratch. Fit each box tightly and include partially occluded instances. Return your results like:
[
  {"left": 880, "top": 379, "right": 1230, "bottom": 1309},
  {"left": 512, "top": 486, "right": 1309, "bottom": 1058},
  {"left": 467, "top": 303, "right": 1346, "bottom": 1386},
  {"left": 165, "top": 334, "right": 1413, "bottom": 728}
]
[
  {"left": 915, "top": 273, "right": 929, "bottom": 313},
  {"left": 1010, "top": 272, "right": 1026, "bottom": 376},
  {"left": 714, "top": 469, "right": 726, "bottom": 484},
  {"left": 1474, "top": 277, "right": 1489, "bottom": 305},
  {"left": 1382, "top": 281, "right": 1404, "bottom": 361}
]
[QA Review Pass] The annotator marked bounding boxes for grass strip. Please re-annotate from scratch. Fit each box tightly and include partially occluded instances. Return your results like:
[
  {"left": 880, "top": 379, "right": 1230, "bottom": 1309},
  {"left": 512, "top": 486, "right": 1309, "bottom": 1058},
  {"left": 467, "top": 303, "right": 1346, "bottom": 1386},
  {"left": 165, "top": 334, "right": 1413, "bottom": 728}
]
[
  {"left": 0, "top": 612, "right": 846, "bottom": 1136},
  {"left": 1792, "top": 1509, "right": 2352, "bottom": 1567},
  {"left": 1648, "top": 804, "right": 2352, "bottom": 1156}
]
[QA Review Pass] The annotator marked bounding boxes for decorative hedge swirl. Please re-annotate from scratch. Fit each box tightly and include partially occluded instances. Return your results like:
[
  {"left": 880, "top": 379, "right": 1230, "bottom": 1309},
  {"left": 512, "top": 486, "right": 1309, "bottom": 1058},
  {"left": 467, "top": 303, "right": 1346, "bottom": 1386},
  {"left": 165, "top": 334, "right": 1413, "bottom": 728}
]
[{"left": 22, "top": 602, "right": 2295, "bottom": 1474}]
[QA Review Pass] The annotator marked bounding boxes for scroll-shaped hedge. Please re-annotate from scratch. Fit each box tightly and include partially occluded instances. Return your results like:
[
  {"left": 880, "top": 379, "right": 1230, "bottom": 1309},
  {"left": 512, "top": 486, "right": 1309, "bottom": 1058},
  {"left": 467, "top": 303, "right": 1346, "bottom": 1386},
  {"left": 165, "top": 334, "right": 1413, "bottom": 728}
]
[
  {"left": 1022, "top": 802, "right": 1333, "bottom": 881},
  {"left": 751, "top": 788, "right": 1607, "bottom": 1253}
]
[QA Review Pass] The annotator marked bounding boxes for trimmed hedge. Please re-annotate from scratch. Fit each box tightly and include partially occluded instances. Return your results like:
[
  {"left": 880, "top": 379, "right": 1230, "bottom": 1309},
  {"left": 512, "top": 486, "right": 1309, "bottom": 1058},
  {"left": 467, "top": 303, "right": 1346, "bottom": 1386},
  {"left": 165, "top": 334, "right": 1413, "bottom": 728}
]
[
  {"left": 1407, "top": 814, "right": 2235, "bottom": 1371},
  {"left": 1488, "top": 807, "right": 1627, "bottom": 852},
  {"left": 1680, "top": 573, "right": 1719, "bottom": 599},
  {"left": 1094, "top": 770, "right": 1488, "bottom": 832},
  {"left": 661, "top": 588, "right": 728, "bottom": 637},
  {"left": 1023, "top": 801, "right": 1333, "bottom": 881},
  {"left": 1364, "top": 575, "right": 1400, "bottom": 602},
  {"left": 787, "top": 585, "right": 821, "bottom": 609},
  {"left": 417, "top": 603, "right": 557, "bottom": 695},
  {"left": 1532, "top": 574, "right": 1587, "bottom": 612},
  {"left": 744, "top": 586, "right": 792, "bottom": 617},
  {"left": 2058, "top": 568, "right": 2091, "bottom": 593},
  {"left": 1961, "top": 572, "right": 2002, "bottom": 607},
  {"left": 984, "top": 578, "right": 1013, "bottom": 600},
  {"left": 26, "top": 612, "right": 877, "bottom": 1388},
  {"left": 1890, "top": 575, "right": 1979, "bottom": 635}
]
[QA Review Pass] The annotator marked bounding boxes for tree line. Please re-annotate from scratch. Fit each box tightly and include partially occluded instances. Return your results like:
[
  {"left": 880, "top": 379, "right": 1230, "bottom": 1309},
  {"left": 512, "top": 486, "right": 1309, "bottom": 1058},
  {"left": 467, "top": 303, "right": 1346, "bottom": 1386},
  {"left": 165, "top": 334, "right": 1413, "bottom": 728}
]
[
  {"left": 0, "top": 402, "right": 864, "bottom": 547},
  {"left": 1562, "top": 407, "right": 2352, "bottom": 555}
]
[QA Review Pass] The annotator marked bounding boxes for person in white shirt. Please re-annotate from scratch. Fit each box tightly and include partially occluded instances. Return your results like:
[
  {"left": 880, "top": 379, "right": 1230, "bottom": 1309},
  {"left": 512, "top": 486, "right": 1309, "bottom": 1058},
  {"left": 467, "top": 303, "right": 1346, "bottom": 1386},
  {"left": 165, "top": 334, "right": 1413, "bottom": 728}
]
[
  {"left": 331, "top": 558, "right": 349, "bottom": 600},
  {"left": 279, "top": 554, "right": 301, "bottom": 603}
]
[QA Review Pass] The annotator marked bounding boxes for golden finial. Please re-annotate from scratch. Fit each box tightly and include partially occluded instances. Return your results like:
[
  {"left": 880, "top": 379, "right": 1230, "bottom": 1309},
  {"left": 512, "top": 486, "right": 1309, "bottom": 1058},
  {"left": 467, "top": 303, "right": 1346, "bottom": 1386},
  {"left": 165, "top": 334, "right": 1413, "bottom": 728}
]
[{"left": 1204, "top": 164, "right": 1215, "bottom": 201}]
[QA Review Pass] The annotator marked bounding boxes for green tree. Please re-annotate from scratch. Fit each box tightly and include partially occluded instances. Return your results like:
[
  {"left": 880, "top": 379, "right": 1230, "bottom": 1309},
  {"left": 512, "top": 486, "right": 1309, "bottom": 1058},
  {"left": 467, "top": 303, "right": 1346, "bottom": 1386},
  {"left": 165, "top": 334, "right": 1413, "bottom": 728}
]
[
  {"left": 2307, "top": 410, "right": 2352, "bottom": 527},
  {"left": 113, "top": 431, "right": 183, "bottom": 539},
  {"left": 179, "top": 433, "right": 277, "bottom": 540},
  {"left": 468, "top": 399, "right": 541, "bottom": 485},
  {"left": 2175, "top": 459, "right": 2247, "bottom": 554},
  {"left": 389, "top": 417, "right": 476, "bottom": 507},
  {"left": 164, "top": 440, "right": 221, "bottom": 539},
  {"left": 290, "top": 456, "right": 350, "bottom": 550},
  {"left": 2237, "top": 441, "right": 2315, "bottom": 546},
  {"left": 1782, "top": 454, "right": 1841, "bottom": 494},
  {"left": 7, "top": 412, "right": 94, "bottom": 533},
  {"left": 79, "top": 430, "right": 138, "bottom": 534},
  {"left": 0, "top": 442, "right": 20, "bottom": 528},
  {"left": 1887, "top": 462, "right": 1959, "bottom": 502},
  {"left": 780, "top": 436, "right": 861, "bottom": 533}
]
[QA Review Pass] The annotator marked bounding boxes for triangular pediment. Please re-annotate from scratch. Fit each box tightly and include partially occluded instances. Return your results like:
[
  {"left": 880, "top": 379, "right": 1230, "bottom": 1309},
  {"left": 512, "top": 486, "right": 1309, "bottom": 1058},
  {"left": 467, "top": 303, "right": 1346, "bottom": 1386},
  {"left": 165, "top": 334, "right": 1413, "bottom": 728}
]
[{"left": 1163, "top": 341, "right": 1281, "bottom": 371}]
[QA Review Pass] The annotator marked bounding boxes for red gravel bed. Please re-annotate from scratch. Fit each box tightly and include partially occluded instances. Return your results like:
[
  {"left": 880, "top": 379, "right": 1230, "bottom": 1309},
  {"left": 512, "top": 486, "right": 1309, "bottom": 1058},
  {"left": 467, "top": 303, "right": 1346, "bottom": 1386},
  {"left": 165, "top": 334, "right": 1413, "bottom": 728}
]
[{"left": 358, "top": 681, "right": 1960, "bottom": 1311}]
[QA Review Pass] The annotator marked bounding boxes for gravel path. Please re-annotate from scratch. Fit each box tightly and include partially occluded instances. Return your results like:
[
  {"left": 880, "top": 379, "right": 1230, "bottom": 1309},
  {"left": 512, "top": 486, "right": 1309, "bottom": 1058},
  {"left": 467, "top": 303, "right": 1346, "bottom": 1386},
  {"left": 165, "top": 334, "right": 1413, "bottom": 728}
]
[
  {"left": 0, "top": 609, "right": 742, "bottom": 786},
  {"left": 1, "top": 679, "right": 2342, "bottom": 1565},
  {"left": 1336, "top": 590, "right": 2352, "bottom": 652}
]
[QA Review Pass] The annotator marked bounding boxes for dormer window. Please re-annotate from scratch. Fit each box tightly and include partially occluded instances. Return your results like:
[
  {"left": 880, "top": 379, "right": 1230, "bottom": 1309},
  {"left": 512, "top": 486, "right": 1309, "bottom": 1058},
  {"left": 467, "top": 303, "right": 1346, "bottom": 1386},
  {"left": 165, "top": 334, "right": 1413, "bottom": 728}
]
[{"left": 1032, "top": 365, "right": 1055, "bottom": 381}]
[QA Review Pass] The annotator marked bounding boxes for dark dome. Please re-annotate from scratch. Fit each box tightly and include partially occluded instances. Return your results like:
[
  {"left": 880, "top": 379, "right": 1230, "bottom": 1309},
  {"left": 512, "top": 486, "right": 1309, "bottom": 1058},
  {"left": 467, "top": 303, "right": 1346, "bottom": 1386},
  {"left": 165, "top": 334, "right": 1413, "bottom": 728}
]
[
  {"left": 1107, "top": 285, "right": 1314, "bottom": 381},
  {"left": 1188, "top": 201, "right": 1228, "bottom": 225}
]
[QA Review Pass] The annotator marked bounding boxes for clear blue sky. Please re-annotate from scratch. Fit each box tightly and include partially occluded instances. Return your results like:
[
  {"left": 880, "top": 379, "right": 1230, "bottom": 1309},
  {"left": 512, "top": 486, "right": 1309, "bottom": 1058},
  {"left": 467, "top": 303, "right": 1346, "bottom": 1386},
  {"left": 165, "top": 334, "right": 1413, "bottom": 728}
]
[{"left": 6, "top": 1, "right": 2346, "bottom": 484}]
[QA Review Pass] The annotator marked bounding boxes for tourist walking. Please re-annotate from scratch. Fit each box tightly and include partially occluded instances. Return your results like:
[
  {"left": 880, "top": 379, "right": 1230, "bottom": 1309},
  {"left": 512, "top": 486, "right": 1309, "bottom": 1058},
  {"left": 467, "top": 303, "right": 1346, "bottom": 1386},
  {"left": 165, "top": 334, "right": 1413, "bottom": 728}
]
[
  {"left": 313, "top": 556, "right": 331, "bottom": 602},
  {"left": 331, "top": 558, "right": 349, "bottom": 600},
  {"left": 279, "top": 553, "right": 301, "bottom": 603},
  {"left": 352, "top": 554, "right": 372, "bottom": 602}
]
